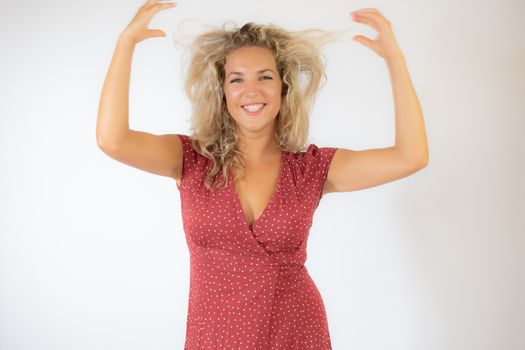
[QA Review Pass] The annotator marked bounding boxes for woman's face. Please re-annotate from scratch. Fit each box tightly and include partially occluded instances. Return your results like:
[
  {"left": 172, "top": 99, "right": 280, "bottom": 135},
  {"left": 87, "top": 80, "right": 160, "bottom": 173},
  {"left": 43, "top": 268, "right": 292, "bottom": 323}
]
[{"left": 223, "top": 46, "right": 282, "bottom": 136}]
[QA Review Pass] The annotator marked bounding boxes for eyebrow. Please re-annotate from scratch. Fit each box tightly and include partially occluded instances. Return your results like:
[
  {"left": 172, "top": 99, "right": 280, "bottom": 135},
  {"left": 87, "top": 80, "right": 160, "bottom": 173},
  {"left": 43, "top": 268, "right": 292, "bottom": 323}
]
[{"left": 227, "top": 69, "right": 275, "bottom": 77}]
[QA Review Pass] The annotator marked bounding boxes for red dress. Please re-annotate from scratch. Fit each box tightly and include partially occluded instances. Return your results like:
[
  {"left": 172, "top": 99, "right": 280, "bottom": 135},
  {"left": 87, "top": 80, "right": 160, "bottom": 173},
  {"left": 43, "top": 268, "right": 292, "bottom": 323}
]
[{"left": 176, "top": 134, "right": 338, "bottom": 349}]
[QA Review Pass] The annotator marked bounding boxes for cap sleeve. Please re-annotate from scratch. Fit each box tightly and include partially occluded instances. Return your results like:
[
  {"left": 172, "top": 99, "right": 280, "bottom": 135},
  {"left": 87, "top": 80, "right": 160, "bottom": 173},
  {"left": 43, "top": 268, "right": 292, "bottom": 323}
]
[
  {"left": 176, "top": 134, "right": 209, "bottom": 190},
  {"left": 303, "top": 143, "right": 338, "bottom": 209}
]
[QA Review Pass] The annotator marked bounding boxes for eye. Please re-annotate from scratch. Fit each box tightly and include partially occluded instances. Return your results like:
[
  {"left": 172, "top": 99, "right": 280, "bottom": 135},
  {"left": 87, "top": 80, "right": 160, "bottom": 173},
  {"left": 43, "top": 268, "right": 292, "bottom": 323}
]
[
  {"left": 230, "top": 78, "right": 241, "bottom": 83},
  {"left": 260, "top": 75, "right": 273, "bottom": 80}
]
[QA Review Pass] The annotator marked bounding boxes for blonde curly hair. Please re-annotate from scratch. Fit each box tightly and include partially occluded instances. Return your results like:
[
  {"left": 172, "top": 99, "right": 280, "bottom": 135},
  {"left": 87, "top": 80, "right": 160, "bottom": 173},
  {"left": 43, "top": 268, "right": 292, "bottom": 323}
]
[{"left": 182, "top": 22, "right": 339, "bottom": 191}]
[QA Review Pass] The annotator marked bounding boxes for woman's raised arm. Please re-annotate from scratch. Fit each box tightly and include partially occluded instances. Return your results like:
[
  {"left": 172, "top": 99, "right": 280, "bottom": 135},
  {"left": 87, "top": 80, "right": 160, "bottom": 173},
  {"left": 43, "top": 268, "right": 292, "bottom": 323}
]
[
  {"left": 323, "top": 8, "right": 429, "bottom": 194},
  {"left": 96, "top": 1, "right": 183, "bottom": 180}
]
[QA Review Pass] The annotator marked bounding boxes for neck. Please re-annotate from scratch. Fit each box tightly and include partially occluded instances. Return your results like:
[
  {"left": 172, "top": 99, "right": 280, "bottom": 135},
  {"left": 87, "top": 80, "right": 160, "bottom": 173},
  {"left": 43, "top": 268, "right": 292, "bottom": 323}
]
[{"left": 236, "top": 129, "right": 281, "bottom": 162}]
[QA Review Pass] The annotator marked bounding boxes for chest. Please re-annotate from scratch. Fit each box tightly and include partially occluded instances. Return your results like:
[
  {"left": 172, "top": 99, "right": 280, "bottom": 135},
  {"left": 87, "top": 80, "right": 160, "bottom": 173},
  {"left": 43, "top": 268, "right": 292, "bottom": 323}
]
[
  {"left": 232, "top": 163, "right": 280, "bottom": 228},
  {"left": 179, "top": 156, "right": 320, "bottom": 254}
]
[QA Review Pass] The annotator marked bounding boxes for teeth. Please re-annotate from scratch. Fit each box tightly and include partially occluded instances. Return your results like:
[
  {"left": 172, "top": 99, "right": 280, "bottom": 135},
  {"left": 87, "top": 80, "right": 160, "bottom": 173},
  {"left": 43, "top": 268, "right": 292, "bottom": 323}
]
[{"left": 242, "top": 104, "right": 265, "bottom": 112}]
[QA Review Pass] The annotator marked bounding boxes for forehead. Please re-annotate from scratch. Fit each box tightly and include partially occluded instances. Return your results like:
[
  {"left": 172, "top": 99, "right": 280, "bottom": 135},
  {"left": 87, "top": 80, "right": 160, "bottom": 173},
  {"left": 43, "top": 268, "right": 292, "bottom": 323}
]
[{"left": 224, "top": 46, "right": 277, "bottom": 72}]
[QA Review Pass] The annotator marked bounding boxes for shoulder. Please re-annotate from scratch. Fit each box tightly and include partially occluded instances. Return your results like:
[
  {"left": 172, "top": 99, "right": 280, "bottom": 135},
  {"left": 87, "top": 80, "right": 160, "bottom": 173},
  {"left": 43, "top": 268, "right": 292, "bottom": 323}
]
[
  {"left": 176, "top": 133, "right": 212, "bottom": 171},
  {"left": 176, "top": 134, "right": 204, "bottom": 157},
  {"left": 287, "top": 143, "right": 338, "bottom": 165},
  {"left": 284, "top": 143, "right": 338, "bottom": 182},
  {"left": 176, "top": 134, "right": 194, "bottom": 150}
]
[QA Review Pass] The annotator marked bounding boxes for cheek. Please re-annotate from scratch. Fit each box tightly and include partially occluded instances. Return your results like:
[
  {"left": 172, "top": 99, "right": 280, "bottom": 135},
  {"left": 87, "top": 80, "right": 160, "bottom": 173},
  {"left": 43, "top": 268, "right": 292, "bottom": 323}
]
[
  {"left": 271, "top": 81, "right": 282, "bottom": 96},
  {"left": 225, "top": 88, "right": 242, "bottom": 105},
  {"left": 223, "top": 89, "right": 242, "bottom": 117},
  {"left": 268, "top": 86, "right": 282, "bottom": 104}
]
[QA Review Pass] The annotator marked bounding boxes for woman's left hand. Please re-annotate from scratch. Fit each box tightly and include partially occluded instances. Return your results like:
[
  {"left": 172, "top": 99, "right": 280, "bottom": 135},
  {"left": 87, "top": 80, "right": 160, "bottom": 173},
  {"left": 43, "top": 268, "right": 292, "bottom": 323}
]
[{"left": 350, "top": 8, "right": 403, "bottom": 59}]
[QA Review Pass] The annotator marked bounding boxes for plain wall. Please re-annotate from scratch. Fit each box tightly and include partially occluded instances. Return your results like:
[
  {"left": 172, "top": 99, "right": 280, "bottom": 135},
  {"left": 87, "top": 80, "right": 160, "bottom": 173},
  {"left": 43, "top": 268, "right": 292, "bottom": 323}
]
[{"left": 1, "top": 0, "right": 524, "bottom": 349}]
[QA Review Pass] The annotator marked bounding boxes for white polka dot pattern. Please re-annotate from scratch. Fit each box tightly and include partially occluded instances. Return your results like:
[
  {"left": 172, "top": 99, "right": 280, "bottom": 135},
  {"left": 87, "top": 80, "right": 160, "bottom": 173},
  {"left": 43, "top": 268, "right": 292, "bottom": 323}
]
[{"left": 176, "top": 134, "right": 337, "bottom": 349}]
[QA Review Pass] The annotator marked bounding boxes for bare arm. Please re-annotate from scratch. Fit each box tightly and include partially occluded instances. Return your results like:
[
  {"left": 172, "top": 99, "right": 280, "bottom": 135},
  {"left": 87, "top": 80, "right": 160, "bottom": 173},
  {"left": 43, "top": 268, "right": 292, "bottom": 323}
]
[
  {"left": 96, "top": 36, "right": 134, "bottom": 149},
  {"left": 324, "top": 8, "right": 429, "bottom": 194},
  {"left": 96, "top": 0, "right": 182, "bottom": 180}
]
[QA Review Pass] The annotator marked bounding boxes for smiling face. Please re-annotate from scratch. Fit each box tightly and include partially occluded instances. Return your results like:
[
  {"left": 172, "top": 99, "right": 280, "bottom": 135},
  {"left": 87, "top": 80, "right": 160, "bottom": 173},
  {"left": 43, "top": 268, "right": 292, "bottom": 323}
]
[{"left": 223, "top": 46, "right": 283, "bottom": 136}]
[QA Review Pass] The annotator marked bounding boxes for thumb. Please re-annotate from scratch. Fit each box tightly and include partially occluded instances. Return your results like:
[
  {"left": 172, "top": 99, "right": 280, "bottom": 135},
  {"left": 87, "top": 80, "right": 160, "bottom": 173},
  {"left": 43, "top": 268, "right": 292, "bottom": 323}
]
[
  {"left": 145, "top": 29, "right": 166, "bottom": 38},
  {"left": 353, "top": 35, "right": 371, "bottom": 47}
]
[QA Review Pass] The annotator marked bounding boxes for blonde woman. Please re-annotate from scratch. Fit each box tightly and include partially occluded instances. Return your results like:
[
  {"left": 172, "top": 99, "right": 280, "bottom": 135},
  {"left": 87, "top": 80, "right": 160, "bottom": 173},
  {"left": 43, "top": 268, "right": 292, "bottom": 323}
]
[{"left": 96, "top": 1, "right": 428, "bottom": 348}]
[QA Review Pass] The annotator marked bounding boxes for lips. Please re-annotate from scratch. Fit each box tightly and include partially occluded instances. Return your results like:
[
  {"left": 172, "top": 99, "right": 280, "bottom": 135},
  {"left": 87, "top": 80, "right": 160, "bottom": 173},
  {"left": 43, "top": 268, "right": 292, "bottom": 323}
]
[{"left": 241, "top": 103, "right": 266, "bottom": 112}]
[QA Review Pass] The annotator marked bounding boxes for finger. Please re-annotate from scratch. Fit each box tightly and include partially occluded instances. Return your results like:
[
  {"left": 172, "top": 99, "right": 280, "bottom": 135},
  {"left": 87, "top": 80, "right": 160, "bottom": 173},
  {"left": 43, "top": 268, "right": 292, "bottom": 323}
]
[
  {"left": 354, "top": 8, "right": 379, "bottom": 13},
  {"left": 146, "top": 29, "right": 166, "bottom": 38},
  {"left": 353, "top": 35, "right": 373, "bottom": 47},
  {"left": 352, "top": 11, "right": 380, "bottom": 19},
  {"left": 350, "top": 11, "right": 385, "bottom": 30},
  {"left": 352, "top": 10, "right": 388, "bottom": 25},
  {"left": 150, "top": 1, "right": 177, "bottom": 14},
  {"left": 143, "top": 0, "right": 175, "bottom": 11},
  {"left": 351, "top": 12, "right": 379, "bottom": 26},
  {"left": 140, "top": 1, "right": 175, "bottom": 21},
  {"left": 156, "top": 2, "right": 177, "bottom": 10}
]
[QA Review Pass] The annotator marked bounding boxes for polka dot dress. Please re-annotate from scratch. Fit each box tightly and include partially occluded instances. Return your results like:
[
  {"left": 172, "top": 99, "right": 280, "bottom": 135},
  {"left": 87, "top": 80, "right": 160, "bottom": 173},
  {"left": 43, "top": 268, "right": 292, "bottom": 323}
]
[{"left": 176, "top": 134, "right": 338, "bottom": 350}]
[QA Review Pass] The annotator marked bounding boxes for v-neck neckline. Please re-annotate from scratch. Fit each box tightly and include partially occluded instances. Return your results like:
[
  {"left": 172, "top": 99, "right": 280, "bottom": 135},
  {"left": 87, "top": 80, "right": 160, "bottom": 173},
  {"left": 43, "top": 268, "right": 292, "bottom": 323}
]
[{"left": 230, "top": 151, "right": 285, "bottom": 233}]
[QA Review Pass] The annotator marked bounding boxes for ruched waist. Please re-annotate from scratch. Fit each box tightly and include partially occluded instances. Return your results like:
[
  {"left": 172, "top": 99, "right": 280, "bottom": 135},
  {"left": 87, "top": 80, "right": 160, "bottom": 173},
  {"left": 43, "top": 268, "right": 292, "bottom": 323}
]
[{"left": 190, "top": 245, "right": 306, "bottom": 275}]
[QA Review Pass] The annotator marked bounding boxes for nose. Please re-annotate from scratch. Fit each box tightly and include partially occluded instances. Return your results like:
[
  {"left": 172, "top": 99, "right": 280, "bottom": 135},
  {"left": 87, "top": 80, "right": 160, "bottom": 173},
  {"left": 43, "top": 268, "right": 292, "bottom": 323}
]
[{"left": 244, "top": 79, "right": 261, "bottom": 96}]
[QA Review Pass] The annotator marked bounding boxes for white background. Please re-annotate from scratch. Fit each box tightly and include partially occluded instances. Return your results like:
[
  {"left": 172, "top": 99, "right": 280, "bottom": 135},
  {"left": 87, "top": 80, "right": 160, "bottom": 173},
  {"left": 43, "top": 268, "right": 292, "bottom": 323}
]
[{"left": 1, "top": 0, "right": 524, "bottom": 349}]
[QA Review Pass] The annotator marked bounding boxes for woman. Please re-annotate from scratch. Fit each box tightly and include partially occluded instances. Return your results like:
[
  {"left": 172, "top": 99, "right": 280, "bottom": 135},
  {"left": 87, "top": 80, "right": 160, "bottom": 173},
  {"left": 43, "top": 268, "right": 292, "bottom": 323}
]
[{"left": 96, "top": 1, "right": 428, "bottom": 349}]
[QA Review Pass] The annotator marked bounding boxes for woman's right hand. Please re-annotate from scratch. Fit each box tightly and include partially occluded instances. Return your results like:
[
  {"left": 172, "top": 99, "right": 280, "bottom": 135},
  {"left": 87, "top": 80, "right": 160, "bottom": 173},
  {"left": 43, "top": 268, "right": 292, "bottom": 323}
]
[{"left": 120, "top": 0, "right": 176, "bottom": 44}]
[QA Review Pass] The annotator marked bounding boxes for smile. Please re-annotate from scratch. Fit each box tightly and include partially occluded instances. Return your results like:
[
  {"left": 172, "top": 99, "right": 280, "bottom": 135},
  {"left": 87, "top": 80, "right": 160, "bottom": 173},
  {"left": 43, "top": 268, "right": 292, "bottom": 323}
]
[{"left": 241, "top": 103, "right": 266, "bottom": 113}]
